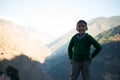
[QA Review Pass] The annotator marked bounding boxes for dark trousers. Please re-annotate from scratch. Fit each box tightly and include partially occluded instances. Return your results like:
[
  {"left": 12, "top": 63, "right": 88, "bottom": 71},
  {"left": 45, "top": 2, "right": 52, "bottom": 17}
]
[{"left": 69, "top": 60, "right": 90, "bottom": 80}]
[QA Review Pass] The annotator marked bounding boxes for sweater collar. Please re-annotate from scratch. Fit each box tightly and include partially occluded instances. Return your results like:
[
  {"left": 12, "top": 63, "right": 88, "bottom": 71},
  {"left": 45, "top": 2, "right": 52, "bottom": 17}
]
[{"left": 77, "top": 33, "right": 86, "bottom": 40}]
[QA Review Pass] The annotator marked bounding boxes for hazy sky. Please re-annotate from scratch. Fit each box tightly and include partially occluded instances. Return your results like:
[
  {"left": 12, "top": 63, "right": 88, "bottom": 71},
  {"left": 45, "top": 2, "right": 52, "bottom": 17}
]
[{"left": 0, "top": 0, "right": 120, "bottom": 39}]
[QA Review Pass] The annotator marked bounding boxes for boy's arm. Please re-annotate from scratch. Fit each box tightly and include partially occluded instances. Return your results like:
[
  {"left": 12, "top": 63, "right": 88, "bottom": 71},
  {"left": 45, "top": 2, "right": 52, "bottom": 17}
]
[
  {"left": 68, "top": 37, "right": 74, "bottom": 60},
  {"left": 89, "top": 35, "right": 102, "bottom": 58}
]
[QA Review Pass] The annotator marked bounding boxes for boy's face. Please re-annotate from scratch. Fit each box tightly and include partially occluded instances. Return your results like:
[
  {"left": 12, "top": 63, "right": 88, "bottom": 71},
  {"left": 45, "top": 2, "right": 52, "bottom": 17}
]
[{"left": 76, "top": 22, "right": 87, "bottom": 35}]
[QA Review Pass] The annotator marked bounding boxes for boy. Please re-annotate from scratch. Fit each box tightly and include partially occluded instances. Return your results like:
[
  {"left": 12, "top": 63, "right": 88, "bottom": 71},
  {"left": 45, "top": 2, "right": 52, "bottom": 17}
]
[{"left": 68, "top": 20, "right": 101, "bottom": 80}]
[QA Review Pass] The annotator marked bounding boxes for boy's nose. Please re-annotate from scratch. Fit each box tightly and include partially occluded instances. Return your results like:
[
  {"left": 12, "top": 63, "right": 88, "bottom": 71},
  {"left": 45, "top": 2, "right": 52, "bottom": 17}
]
[{"left": 79, "top": 26, "right": 84, "bottom": 29}]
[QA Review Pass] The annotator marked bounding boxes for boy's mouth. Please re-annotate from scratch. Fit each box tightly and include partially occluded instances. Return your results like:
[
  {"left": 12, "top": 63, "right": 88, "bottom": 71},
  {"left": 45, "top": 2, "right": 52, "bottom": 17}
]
[{"left": 78, "top": 29, "right": 84, "bottom": 32}]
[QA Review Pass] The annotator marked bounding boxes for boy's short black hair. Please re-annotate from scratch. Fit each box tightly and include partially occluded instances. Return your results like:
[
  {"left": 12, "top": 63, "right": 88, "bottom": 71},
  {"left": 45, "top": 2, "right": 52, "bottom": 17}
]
[
  {"left": 77, "top": 20, "right": 87, "bottom": 26},
  {"left": 77, "top": 20, "right": 88, "bottom": 30}
]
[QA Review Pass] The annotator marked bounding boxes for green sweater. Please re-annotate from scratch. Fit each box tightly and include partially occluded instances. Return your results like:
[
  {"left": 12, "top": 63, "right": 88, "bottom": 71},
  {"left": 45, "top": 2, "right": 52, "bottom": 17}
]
[{"left": 68, "top": 33, "right": 101, "bottom": 61}]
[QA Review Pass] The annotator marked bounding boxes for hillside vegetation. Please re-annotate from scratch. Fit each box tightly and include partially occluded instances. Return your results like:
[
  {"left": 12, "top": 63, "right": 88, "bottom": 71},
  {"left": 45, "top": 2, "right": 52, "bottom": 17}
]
[{"left": 96, "top": 25, "right": 120, "bottom": 44}]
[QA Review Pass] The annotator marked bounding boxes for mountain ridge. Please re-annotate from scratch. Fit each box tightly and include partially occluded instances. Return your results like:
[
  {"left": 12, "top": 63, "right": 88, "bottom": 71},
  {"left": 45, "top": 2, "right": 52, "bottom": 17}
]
[{"left": 43, "top": 16, "right": 120, "bottom": 80}]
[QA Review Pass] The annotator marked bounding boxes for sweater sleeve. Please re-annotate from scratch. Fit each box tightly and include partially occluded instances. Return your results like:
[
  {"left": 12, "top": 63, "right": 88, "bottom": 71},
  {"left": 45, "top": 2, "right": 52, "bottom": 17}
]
[
  {"left": 88, "top": 34, "right": 102, "bottom": 58},
  {"left": 68, "top": 36, "right": 74, "bottom": 60}
]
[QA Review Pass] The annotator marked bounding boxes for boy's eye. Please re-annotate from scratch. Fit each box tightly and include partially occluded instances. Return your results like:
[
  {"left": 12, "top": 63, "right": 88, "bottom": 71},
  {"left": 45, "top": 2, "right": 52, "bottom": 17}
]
[{"left": 78, "top": 25, "right": 85, "bottom": 28}]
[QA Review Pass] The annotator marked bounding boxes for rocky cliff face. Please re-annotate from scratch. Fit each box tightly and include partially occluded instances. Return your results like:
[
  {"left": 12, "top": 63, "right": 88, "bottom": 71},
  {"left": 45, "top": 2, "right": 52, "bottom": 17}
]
[
  {"left": 0, "top": 19, "right": 54, "bottom": 80},
  {"left": 0, "top": 19, "right": 52, "bottom": 63}
]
